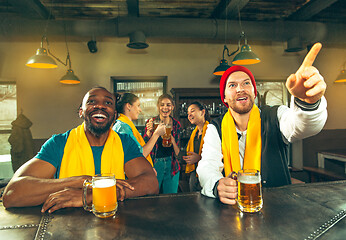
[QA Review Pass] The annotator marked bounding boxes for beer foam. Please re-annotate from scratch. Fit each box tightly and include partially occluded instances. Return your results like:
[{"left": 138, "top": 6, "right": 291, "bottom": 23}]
[
  {"left": 238, "top": 175, "right": 260, "bottom": 184},
  {"left": 94, "top": 179, "right": 115, "bottom": 188}
]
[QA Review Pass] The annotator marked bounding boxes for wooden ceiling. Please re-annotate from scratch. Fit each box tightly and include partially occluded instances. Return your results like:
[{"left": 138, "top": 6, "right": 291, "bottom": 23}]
[{"left": 2, "top": 0, "right": 345, "bottom": 24}]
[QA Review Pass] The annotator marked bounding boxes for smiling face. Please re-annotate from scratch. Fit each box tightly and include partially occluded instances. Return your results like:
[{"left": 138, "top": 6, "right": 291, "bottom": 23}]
[
  {"left": 224, "top": 71, "right": 255, "bottom": 115},
  {"left": 128, "top": 99, "right": 142, "bottom": 121},
  {"left": 187, "top": 104, "right": 205, "bottom": 125},
  {"left": 158, "top": 98, "right": 174, "bottom": 119},
  {"left": 79, "top": 88, "right": 116, "bottom": 137}
]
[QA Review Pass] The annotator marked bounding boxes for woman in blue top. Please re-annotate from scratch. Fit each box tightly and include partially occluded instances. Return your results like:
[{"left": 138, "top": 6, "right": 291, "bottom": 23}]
[{"left": 113, "top": 93, "right": 165, "bottom": 166}]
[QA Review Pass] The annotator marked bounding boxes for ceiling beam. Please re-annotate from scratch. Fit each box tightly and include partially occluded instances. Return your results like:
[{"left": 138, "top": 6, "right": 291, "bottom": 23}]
[
  {"left": 126, "top": 0, "right": 139, "bottom": 17},
  {"left": 288, "top": 0, "right": 338, "bottom": 21},
  {"left": 213, "top": 0, "right": 249, "bottom": 19},
  {"left": 11, "top": 0, "right": 52, "bottom": 19}
]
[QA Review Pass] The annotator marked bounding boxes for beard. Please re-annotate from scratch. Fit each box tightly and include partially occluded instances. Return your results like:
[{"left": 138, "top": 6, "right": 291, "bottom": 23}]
[
  {"left": 84, "top": 113, "right": 115, "bottom": 137},
  {"left": 228, "top": 95, "right": 255, "bottom": 114}
]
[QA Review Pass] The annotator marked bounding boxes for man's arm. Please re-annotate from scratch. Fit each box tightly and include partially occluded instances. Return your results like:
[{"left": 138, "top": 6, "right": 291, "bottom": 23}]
[
  {"left": 2, "top": 158, "right": 89, "bottom": 208},
  {"left": 279, "top": 42, "right": 327, "bottom": 142},
  {"left": 123, "top": 156, "right": 159, "bottom": 198},
  {"left": 278, "top": 96, "right": 327, "bottom": 143},
  {"left": 196, "top": 124, "right": 224, "bottom": 198}
]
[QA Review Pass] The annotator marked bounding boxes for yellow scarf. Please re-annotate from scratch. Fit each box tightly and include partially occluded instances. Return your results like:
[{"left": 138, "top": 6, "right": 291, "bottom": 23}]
[
  {"left": 59, "top": 123, "right": 125, "bottom": 179},
  {"left": 221, "top": 105, "right": 261, "bottom": 176},
  {"left": 117, "top": 114, "right": 153, "bottom": 166},
  {"left": 185, "top": 121, "right": 209, "bottom": 173}
]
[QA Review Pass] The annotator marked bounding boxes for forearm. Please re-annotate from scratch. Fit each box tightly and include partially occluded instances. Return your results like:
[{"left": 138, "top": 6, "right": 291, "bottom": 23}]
[
  {"left": 3, "top": 176, "right": 87, "bottom": 208},
  {"left": 125, "top": 171, "right": 159, "bottom": 198},
  {"left": 197, "top": 125, "right": 224, "bottom": 198},
  {"left": 172, "top": 138, "right": 180, "bottom": 156},
  {"left": 142, "top": 133, "right": 160, "bottom": 157},
  {"left": 279, "top": 96, "right": 327, "bottom": 142}
]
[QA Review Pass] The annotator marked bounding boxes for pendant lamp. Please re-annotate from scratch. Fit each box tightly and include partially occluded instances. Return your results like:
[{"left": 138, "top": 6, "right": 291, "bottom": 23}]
[
  {"left": 335, "top": 70, "right": 346, "bottom": 83},
  {"left": 232, "top": 41, "right": 261, "bottom": 65},
  {"left": 213, "top": 45, "right": 231, "bottom": 75},
  {"left": 334, "top": 61, "right": 346, "bottom": 83},
  {"left": 212, "top": 7, "right": 260, "bottom": 75},
  {"left": 26, "top": 36, "right": 58, "bottom": 69}
]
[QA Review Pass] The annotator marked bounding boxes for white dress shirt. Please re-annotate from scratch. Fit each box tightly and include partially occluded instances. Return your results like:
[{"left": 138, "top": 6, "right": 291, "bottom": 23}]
[{"left": 197, "top": 96, "right": 328, "bottom": 198}]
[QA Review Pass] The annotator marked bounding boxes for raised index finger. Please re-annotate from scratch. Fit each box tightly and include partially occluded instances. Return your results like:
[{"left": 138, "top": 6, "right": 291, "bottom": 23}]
[{"left": 298, "top": 42, "right": 322, "bottom": 71}]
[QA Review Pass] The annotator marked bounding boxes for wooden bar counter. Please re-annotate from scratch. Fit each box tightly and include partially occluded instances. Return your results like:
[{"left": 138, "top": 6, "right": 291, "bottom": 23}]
[{"left": 1, "top": 181, "right": 346, "bottom": 239}]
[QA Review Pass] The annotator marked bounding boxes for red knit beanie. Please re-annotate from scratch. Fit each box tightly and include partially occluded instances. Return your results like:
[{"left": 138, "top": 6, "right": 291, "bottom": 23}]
[{"left": 219, "top": 65, "right": 257, "bottom": 107}]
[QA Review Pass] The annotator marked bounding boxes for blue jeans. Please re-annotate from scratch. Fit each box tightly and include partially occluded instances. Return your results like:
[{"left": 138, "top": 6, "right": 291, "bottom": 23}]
[{"left": 154, "top": 157, "right": 180, "bottom": 194}]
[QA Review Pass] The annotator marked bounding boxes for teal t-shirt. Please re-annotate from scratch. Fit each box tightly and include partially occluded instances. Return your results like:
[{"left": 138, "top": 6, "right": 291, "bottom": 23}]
[
  {"left": 35, "top": 130, "right": 143, "bottom": 178},
  {"left": 113, "top": 120, "right": 143, "bottom": 154}
]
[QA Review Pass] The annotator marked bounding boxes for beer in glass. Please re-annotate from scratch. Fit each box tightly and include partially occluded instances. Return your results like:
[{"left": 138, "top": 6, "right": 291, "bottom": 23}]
[
  {"left": 162, "top": 124, "right": 172, "bottom": 147},
  {"left": 83, "top": 173, "right": 117, "bottom": 218},
  {"left": 237, "top": 169, "right": 262, "bottom": 213},
  {"left": 153, "top": 119, "right": 160, "bottom": 131}
]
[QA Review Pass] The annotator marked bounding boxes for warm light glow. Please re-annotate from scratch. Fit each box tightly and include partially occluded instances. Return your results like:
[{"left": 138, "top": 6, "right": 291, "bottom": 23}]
[
  {"left": 334, "top": 70, "right": 346, "bottom": 83},
  {"left": 232, "top": 59, "right": 261, "bottom": 65},
  {"left": 213, "top": 71, "right": 225, "bottom": 76},
  {"left": 232, "top": 44, "right": 261, "bottom": 66},
  {"left": 60, "top": 69, "right": 80, "bottom": 84},
  {"left": 213, "top": 59, "right": 230, "bottom": 76},
  {"left": 60, "top": 79, "right": 81, "bottom": 84}
]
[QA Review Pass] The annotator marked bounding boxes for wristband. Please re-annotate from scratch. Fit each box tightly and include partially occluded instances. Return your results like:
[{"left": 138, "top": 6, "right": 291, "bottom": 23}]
[{"left": 294, "top": 97, "right": 321, "bottom": 111}]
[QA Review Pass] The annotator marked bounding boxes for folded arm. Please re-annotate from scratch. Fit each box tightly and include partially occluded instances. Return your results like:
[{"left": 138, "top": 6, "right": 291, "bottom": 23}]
[
  {"left": 123, "top": 156, "right": 159, "bottom": 199},
  {"left": 2, "top": 158, "right": 90, "bottom": 208}
]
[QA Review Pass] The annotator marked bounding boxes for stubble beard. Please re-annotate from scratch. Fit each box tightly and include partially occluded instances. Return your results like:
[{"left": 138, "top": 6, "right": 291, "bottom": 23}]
[
  {"left": 229, "top": 95, "right": 255, "bottom": 114},
  {"left": 84, "top": 114, "right": 115, "bottom": 137}
]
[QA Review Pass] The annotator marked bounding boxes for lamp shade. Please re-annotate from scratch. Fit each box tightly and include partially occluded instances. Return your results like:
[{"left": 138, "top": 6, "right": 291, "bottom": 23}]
[
  {"left": 60, "top": 69, "right": 80, "bottom": 84},
  {"left": 127, "top": 31, "right": 149, "bottom": 49},
  {"left": 334, "top": 70, "right": 346, "bottom": 83},
  {"left": 213, "top": 59, "right": 230, "bottom": 76},
  {"left": 26, "top": 48, "right": 58, "bottom": 68},
  {"left": 232, "top": 44, "right": 261, "bottom": 65}
]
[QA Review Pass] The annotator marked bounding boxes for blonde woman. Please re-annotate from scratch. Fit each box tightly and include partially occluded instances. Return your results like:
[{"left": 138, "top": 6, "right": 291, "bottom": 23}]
[{"left": 144, "top": 94, "right": 181, "bottom": 194}]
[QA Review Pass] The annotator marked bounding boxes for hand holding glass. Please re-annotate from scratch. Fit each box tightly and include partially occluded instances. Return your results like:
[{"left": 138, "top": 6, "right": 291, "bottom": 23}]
[
  {"left": 232, "top": 169, "right": 263, "bottom": 213},
  {"left": 83, "top": 173, "right": 117, "bottom": 218},
  {"left": 162, "top": 123, "right": 172, "bottom": 147}
]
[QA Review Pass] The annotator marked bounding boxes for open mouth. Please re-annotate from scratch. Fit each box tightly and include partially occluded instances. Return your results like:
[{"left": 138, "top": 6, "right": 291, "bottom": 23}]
[
  {"left": 91, "top": 112, "right": 108, "bottom": 123},
  {"left": 237, "top": 96, "right": 248, "bottom": 102}
]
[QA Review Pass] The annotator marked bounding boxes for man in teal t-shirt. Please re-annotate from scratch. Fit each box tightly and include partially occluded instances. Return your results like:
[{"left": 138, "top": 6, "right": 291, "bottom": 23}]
[{"left": 3, "top": 87, "right": 159, "bottom": 213}]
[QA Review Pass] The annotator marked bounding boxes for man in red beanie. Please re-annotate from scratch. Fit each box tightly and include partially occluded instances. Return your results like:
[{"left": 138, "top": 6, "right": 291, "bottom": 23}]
[{"left": 197, "top": 43, "right": 327, "bottom": 205}]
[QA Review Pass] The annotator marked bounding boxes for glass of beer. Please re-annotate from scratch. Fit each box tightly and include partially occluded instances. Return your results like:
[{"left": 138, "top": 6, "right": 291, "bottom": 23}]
[
  {"left": 162, "top": 123, "right": 172, "bottom": 147},
  {"left": 153, "top": 119, "right": 160, "bottom": 131},
  {"left": 83, "top": 173, "right": 117, "bottom": 218},
  {"left": 236, "top": 169, "right": 262, "bottom": 213}
]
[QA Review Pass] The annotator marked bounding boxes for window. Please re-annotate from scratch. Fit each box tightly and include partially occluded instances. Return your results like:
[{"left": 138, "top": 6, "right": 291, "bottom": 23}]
[
  {"left": 111, "top": 76, "right": 167, "bottom": 133},
  {"left": 0, "top": 82, "right": 17, "bottom": 155},
  {"left": 255, "top": 80, "right": 290, "bottom": 107}
]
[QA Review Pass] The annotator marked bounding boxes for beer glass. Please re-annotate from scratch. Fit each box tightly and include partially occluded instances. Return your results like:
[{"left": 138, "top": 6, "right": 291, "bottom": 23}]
[
  {"left": 83, "top": 173, "right": 117, "bottom": 218},
  {"left": 236, "top": 169, "right": 262, "bottom": 213},
  {"left": 162, "top": 123, "right": 172, "bottom": 147},
  {"left": 153, "top": 119, "right": 160, "bottom": 132}
]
